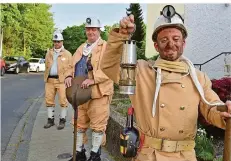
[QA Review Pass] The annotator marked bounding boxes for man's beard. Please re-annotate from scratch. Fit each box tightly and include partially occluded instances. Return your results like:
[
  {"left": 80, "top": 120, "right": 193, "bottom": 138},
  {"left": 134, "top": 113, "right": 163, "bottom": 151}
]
[
  {"left": 158, "top": 43, "right": 184, "bottom": 61},
  {"left": 164, "top": 50, "right": 182, "bottom": 61}
]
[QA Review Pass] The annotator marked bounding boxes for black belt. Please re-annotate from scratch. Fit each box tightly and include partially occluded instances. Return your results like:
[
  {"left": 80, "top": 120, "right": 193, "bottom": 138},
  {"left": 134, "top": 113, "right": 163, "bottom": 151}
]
[{"left": 48, "top": 75, "right": 59, "bottom": 79}]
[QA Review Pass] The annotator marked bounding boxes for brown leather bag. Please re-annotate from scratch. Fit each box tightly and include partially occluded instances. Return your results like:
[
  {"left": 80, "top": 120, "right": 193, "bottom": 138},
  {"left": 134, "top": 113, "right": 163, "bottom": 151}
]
[{"left": 66, "top": 76, "right": 92, "bottom": 108}]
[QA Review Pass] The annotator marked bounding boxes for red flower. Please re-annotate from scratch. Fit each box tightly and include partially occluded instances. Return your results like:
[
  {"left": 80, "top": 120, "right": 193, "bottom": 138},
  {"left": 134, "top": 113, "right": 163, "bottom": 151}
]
[
  {"left": 211, "top": 77, "right": 231, "bottom": 102},
  {"left": 199, "top": 77, "right": 231, "bottom": 126}
]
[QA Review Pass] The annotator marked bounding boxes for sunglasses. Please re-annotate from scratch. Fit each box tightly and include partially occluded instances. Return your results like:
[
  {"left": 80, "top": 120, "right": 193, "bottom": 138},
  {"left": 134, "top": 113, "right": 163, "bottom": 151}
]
[{"left": 53, "top": 41, "right": 62, "bottom": 43}]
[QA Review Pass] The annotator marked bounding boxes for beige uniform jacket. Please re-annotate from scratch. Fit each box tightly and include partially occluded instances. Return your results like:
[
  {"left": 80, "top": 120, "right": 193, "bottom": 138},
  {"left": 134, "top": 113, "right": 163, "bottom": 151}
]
[
  {"left": 100, "top": 29, "right": 226, "bottom": 160},
  {"left": 44, "top": 48, "right": 72, "bottom": 83},
  {"left": 65, "top": 38, "right": 113, "bottom": 99}
]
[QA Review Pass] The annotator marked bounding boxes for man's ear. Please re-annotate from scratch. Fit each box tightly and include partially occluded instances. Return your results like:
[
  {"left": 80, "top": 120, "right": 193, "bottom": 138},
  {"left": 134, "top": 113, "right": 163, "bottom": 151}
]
[
  {"left": 183, "top": 39, "right": 186, "bottom": 48},
  {"left": 154, "top": 42, "right": 159, "bottom": 52}
]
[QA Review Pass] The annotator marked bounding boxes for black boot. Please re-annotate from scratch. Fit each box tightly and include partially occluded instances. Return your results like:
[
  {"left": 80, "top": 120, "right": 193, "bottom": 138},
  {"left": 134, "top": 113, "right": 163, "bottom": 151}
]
[
  {"left": 87, "top": 147, "right": 101, "bottom": 161},
  {"left": 57, "top": 118, "right": 66, "bottom": 130},
  {"left": 44, "top": 118, "right": 55, "bottom": 129},
  {"left": 69, "top": 149, "right": 87, "bottom": 161}
]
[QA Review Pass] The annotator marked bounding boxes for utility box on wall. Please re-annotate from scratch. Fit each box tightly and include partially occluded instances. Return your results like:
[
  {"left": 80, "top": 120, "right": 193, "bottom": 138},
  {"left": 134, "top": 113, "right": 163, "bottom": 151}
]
[{"left": 224, "top": 54, "right": 231, "bottom": 77}]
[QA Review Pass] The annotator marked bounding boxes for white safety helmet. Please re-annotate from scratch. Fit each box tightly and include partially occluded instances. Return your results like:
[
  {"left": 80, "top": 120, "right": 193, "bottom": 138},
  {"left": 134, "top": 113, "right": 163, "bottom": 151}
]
[
  {"left": 152, "top": 5, "right": 187, "bottom": 42},
  {"left": 85, "top": 17, "right": 102, "bottom": 28},
  {"left": 52, "top": 32, "right": 64, "bottom": 41}
]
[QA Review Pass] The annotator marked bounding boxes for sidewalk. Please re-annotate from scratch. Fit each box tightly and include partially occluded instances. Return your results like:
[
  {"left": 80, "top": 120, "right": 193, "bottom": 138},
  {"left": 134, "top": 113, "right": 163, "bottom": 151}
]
[{"left": 27, "top": 97, "right": 115, "bottom": 161}]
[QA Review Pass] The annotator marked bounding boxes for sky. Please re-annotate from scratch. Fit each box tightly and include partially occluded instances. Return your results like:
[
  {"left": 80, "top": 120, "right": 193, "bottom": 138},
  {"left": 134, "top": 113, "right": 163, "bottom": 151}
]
[{"left": 49, "top": 4, "right": 147, "bottom": 30}]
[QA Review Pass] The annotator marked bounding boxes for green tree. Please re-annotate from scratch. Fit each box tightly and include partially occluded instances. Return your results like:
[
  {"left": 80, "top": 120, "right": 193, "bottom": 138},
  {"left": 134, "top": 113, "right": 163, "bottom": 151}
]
[
  {"left": 1, "top": 4, "right": 22, "bottom": 56},
  {"left": 136, "top": 23, "right": 147, "bottom": 60},
  {"left": 1, "top": 3, "right": 54, "bottom": 59},
  {"left": 62, "top": 24, "right": 116, "bottom": 53},
  {"left": 17, "top": 4, "right": 54, "bottom": 58},
  {"left": 112, "top": 23, "right": 119, "bottom": 28},
  {"left": 62, "top": 24, "right": 86, "bottom": 54},
  {"left": 104, "top": 25, "right": 113, "bottom": 33},
  {"left": 126, "top": 3, "right": 145, "bottom": 49},
  {"left": 101, "top": 23, "right": 120, "bottom": 41},
  {"left": 100, "top": 30, "right": 108, "bottom": 41},
  {"left": 100, "top": 25, "right": 113, "bottom": 41},
  {"left": 126, "top": 3, "right": 146, "bottom": 60},
  {"left": 136, "top": 40, "right": 147, "bottom": 60}
]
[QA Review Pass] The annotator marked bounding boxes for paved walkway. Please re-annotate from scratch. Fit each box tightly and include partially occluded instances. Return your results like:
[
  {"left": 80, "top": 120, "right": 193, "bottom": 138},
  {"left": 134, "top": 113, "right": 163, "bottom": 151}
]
[{"left": 27, "top": 97, "right": 115, "bottom": 161}]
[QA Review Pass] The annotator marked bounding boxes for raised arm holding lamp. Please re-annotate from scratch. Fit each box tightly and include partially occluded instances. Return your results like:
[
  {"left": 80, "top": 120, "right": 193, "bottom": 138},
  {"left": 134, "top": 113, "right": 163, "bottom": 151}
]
[{"left": 100, "top": 5, "right": 231, "bottom": 161}]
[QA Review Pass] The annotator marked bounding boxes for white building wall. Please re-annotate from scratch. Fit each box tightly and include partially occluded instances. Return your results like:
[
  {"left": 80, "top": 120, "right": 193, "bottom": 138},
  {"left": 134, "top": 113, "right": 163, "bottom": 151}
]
[{"left": 184, "top": 4, "right": 231, "bottom": 79}]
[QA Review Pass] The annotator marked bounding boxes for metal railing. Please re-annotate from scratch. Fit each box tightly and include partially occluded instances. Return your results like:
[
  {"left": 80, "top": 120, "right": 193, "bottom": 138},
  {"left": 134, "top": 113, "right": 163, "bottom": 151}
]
[{"left": 193, "top": 52, "right": 231, "bottom": 71}]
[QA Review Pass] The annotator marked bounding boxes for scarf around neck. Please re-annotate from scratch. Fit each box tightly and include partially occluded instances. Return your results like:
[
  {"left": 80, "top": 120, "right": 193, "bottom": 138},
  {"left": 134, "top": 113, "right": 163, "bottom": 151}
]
[
  {"left": 82, "top": 37, "right": 100, "bottom": 56},
  {"left": 154, "top": 58, "right": 189, "bottom": 73},
  {"left": 54, "top": 45, "right": 64, "bottom": 53}
]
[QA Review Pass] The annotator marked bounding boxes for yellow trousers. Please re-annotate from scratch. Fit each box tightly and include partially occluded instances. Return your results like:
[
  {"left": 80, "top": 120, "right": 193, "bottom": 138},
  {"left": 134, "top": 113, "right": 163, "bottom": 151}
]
[
  {"left": 45, "top": 78, "right": 68, "bottom": 107},
  {"left": 73, "top": 95, "right": 112, "bottom": 145}
]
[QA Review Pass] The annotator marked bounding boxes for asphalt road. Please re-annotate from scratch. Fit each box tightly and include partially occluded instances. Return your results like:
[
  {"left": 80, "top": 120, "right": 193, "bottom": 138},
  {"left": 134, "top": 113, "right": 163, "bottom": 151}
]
[{"left": 1, "top": 72, "right": 45, "bottom": 156}]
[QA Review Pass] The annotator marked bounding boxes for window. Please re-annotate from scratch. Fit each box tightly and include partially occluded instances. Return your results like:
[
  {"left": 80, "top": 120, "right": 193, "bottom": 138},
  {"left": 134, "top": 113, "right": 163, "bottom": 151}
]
[
  {"left": 29, "top": 59, "right": 39, "bottom": 63},
  {"left": 4, "top": 56, "right": 18, "bottom": 61},
  {"left": 40, "top": 59, "right": 45, "bottom": 64}
]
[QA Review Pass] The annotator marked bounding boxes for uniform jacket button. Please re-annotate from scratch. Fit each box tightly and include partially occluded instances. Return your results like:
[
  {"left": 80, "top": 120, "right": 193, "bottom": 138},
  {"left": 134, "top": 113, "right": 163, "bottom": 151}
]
[
  {"left": 181, "top": 84, "right": 185, "bottom": 88},
  {"left": 160, "top": 104, "right": 165, "bottom": 108},
  {"left": 180, "top": 106, "right": 185, "bottom": 110},
  {"left": 179, "top": 130, "right": 184, "bottom": 133},
  {"left": 160, "top": 127, "right": 165, "bottom": 131}
]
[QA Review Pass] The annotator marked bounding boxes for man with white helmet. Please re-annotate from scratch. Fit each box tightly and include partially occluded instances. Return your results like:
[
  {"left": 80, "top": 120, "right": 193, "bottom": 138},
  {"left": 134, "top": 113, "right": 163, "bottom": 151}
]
[
  {"left": 65, "top": 17, "right": 113, "bottom": 161},
  {"left": 100, "top": 5, "right": 231, "bottom": 161},
  {"left": 44, "top": 31, "right": 72, "bottom": 130}
]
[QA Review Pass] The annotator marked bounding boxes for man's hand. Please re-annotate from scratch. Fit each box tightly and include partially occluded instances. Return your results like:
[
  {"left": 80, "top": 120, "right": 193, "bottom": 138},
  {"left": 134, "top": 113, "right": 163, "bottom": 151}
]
[
  {"left": 220, "top": 100, "right": 231, "bottom": 118},
  {"left": 81, "top": 79, "right": 94, "bottom": 89},
  {"left": 65, "top": 77, "right": 72, "bottom": 88},
  {"left": 119, "top": 14, "right": 135, "bottom": 35}
]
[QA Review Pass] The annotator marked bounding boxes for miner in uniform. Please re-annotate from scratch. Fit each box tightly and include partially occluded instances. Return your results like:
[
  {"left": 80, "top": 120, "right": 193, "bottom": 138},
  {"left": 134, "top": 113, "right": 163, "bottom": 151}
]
[
  {"left": 44, "top": 31, "right": 72, "bottom": 130},
  {"left": 65, "top": 17, "right": 113, "bottom": 161},
  {"left": 100, "top": 6, "right": 231, "bottom": 161}
]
